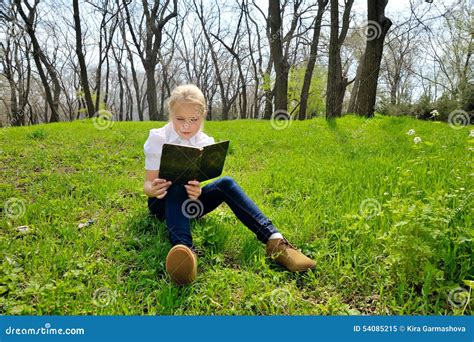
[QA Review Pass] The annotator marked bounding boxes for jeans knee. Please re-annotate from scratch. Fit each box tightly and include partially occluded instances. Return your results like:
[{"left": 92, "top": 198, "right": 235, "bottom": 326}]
[{"left": 216, "top": 176, "right": 236, "bottom": 189}]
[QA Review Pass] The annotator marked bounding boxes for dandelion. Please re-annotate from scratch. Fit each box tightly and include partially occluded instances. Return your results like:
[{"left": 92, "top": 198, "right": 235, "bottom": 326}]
[
  {"left": 414, "top": 137, "right": 422, "bottom": 144},
  {"left": 407, "top": 129, "right": 415, "bottom": 135}
]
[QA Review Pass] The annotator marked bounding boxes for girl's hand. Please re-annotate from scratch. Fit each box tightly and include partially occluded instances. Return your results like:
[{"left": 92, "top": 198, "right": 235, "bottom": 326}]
[
  {"left": 151, "top": 178, "right": 172, "bottom": 199},
  {"left": 185, "top": 180, "right": 201, "bottom": 199}
]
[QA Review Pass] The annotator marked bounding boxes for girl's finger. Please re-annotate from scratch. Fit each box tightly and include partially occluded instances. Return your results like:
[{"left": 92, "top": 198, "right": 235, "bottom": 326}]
[{"left": 158, "top": 181, "right": 172, "bottom": 190}]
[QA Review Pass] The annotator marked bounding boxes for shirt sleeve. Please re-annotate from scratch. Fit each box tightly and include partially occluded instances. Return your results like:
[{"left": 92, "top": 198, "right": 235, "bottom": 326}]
[{"left": 144, "top": 129, "right": 166, "bottom": 170}]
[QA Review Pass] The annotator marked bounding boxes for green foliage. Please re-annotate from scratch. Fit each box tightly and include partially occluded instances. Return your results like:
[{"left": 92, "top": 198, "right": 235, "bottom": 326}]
[
  {"left": 435, "top": 92, "right": 460, "bottom": 121},
  {"left": 288, "top": 64, "right": 326, "bottom": 118}
]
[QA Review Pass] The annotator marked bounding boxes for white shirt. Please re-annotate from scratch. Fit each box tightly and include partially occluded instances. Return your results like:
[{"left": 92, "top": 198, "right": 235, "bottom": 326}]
[{"left": 144, "top": 122, "right": 215, "bottom": 170}]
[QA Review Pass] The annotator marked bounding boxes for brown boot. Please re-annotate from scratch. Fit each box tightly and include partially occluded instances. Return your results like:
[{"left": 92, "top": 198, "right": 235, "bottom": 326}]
[
  {"left": 266, "top": 238, "right": 315, "bottom": 272},
  {"left": 166, "top": 244, "right": 197, "bottom": 285}
]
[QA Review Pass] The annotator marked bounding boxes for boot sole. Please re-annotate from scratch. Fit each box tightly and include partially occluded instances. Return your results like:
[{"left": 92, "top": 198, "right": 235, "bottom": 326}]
[{"left": 166, "top": 245, "right": 196, "bottom": 285}]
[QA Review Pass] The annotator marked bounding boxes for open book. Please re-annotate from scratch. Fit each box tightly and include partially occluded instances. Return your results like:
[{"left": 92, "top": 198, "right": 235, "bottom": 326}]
[{"left": 159, "top": 141, "right": 230, "bottom": 183}]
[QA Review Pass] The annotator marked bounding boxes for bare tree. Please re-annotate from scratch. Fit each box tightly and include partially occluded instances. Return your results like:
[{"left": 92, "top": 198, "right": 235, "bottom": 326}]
[
  {"left": 0, "top": 2, "right": 33, "bottom": 125},
  {"left": 326, "top": 0, "right": 354, "bottom": 118},
  {"left": 87, "top": 0, "right": 120, "bottom": 113},
  {"left": 212, "top": 1, "right": 248, "bottom": 119},
  {"left": 14, "top": 0, "right": 60, "bottom": 122},
  {"left": 298, "top": 0, "right": 328, "bottom": 120},
  {"left": 352, "top": 0, "right": 392, "bottom": 117},
  {"left": 73, "top": 0, "right": 95, "bottom": 118},
  {"left": 123, "top": 0, "right": 177, "bottom": 121}
]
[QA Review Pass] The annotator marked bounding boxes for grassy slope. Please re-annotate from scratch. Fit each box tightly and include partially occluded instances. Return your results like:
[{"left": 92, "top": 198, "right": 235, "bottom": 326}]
[{"left": 0, "top": 115, "right": 472, "bottom": 315}]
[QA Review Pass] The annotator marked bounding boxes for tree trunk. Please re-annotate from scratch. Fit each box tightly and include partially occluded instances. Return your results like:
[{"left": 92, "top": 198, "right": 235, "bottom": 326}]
[
  {"left": 145, "top": 63, "right": 159, "bottom": 120},
  {"left": 73, "top": 0, "right": 95, "bottom": 118},
  {"left": 326, "top": 0, "right": 343, "bottom": 118},
  {"left": 298, "top": 0, "right": 328, "bottom": 120},
  {"left": 326, "top": 0, "right": 353, "bottom": 119},
  {"left": 353, "top": 0, "right": 392, "bottom": 117},
  {"left": 268, "top": 0, "right": 288, "bottom": 115},
  {"left": 347, "top": 52, "right": 364, "bottom": 113}
]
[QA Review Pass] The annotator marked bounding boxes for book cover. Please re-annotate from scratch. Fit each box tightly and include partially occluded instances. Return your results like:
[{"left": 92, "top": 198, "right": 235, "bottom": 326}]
[{"left": 159, "top": 141, "right": 230, "bottom": 183}]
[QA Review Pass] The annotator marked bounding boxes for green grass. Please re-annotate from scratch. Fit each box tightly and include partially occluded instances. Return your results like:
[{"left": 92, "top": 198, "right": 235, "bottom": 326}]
[{"left": 1, "top": 115, "right": 472, "bottom": 315}]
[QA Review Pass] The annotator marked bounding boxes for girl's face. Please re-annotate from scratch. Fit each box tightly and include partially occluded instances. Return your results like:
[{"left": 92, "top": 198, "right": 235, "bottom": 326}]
[{"left": 170, "top": 102, "right": 205, "bottom": 139}]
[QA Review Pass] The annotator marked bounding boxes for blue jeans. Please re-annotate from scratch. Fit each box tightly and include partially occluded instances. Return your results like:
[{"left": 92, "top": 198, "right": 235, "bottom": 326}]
[{"left": 148, "top": 176, "right": 279, "bottom": 248}]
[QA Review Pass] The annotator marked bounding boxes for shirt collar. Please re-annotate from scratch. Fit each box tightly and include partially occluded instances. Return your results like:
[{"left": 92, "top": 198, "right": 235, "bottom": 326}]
[{"left": 168, "top": 122, "right": 199, "bottom": 146}]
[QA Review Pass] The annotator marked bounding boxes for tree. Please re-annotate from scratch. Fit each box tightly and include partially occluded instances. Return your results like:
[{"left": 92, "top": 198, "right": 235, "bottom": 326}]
[
  {"left": 0, "top": 1, "right": 32, "bottom": 126},
  {"left": 298, "top": 0, "right": 328, "bottom": 120},
  {"left": 116, "top": 0, "right": 143, "bottom": 120},
  {"left": 73, "top": 0, "right": 95, "bottom": 118},
  {"left": 123, "top": 0, "right": 177, "bottom": 121},
  {"left": 352, "top": 0, "right": 392, "bottom": 117},
  {"left": 326, "top": 0, "right": 354, "bottom": 119},
  {"left": 268, "top": 0, "right": 288, "bottom": 115},
  {"left": 193, "top": 0, "right": 240, "bottom": 120},
  {"left": 88, "top": 0, "right": 119, "bottom": 115},
  {"left": 211, "top": 1, "right": 248, "bottom": 119},
  {"left": 14, "top": 0, "right": 60, "bottom": 122}
]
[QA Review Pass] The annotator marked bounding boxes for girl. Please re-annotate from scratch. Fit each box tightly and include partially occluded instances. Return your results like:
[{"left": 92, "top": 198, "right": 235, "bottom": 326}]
[{"left": 144, "top": 84, "right": 315, "bottom": 285}]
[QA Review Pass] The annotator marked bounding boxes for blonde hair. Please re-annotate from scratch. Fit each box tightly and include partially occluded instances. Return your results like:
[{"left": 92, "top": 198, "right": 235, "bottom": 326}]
[{"left": 167, "top": 84, "right": 207, "bottom": 117}]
